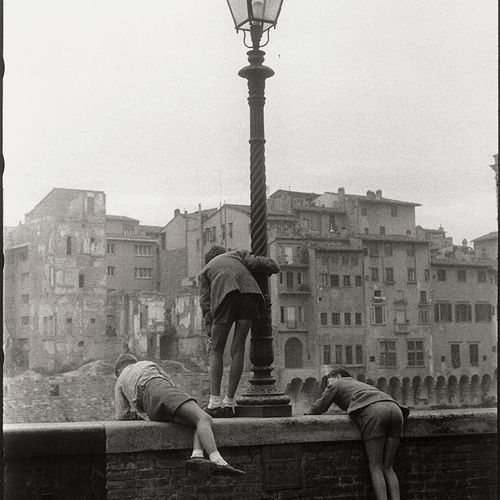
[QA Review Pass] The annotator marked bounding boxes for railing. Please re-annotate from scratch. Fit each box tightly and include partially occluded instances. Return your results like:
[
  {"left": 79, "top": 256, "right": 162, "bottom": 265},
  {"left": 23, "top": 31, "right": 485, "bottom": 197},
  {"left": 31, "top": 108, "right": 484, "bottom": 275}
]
[{"left": 279, "top": 284, "right": 311, "bottom": 294}]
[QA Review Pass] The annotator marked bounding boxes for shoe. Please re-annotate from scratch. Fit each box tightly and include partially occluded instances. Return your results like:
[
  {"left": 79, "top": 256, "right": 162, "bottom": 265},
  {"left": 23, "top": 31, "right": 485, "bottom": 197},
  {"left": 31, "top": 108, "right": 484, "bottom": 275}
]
[
  {"left": 211, "top": 463, "right": 245, "bottom": 476},
  {"left": 202, "top": 406, "right": 223, "bottom": 418},
  {"left": 186, "top": 457, "right": 217, "bottom": 473},
  {"left": 220, "top": 406, "right": 235, "bottom": 418}
]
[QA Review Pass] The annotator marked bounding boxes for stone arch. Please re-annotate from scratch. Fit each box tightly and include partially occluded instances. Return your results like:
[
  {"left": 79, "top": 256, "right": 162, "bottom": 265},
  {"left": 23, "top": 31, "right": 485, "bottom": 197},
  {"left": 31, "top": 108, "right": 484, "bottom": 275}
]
[
  {"left": 481, "top": 374, "right": 492, "bottom": 403},
  {"left": 389, "top": 377, "right": 402, "bottom": 403},
  {"left": 402, "top": 377, "right": 411, "bottom": 407},
  {"left": 424, "top": 376, "right": 434, "bottom": 406},
  {"left": 285, "top": 377, "right": 304, "bottom": 402},
  {"left": 284, "top": 337, "right": 303, "bottom": 368},
  {"left": 301, "top": 377, "right": 319, "bottom": 404},
  {"left": 367, "top": 379, "right": 375, "bottom": 387},
  {"left": 357, "top": 374, "right": 366, "bottom": 383},
  {"left": 459, "top": 375, "right": 470, "bottom": 404},
  {"left": 448, "top": 376, "right": 458, "bottom": 406},
  {"left": 470, "top": 375, "right": 481, "bottom": 405},
  {"left": 412, "top": 376, "right": 423, "bottom": 406},
  {"left": 377, "top": 377, "right": 388, "bottom": 394},
  {"left": 436, "top": 376, "right": 447, "bottom": 405}
]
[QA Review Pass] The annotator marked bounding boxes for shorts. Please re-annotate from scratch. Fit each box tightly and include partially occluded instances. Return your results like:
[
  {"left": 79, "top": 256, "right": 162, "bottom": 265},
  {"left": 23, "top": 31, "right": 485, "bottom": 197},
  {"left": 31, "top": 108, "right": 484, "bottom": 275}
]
[
  {"left": 213, "top": 291, "right": 261, "bottom": 325},
  {"left": 142, "top": 378, "right": 195, "bottom": 422},
  {"left": 351, "top": 401, "right": 404, "bottom": 441}
]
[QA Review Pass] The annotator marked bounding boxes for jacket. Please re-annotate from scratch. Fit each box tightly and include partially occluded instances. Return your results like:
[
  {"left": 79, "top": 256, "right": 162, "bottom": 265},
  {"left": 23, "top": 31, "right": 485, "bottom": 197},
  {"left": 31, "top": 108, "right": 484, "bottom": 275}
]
[
  {"left": 309, "top": 377, "right": 410, "bottom": 418},
  {"left": 114, "top": 361, "right": 174, "bottom": 420},
  {"left": 199, "top": 249, "right": 280, "bottom": 327}
]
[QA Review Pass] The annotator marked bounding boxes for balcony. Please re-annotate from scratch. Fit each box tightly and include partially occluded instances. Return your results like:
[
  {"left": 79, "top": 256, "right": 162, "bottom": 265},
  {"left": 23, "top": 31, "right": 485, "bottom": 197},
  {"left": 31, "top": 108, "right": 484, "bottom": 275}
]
[
  {"left": 279, "top": 284, "right": 311, "bottom": 295},
  {"left": 394, "top": 322, "right": 410, "bottom": 334},
  {"left": 276, "top": 254, "right": 309, "bottom": 267}
]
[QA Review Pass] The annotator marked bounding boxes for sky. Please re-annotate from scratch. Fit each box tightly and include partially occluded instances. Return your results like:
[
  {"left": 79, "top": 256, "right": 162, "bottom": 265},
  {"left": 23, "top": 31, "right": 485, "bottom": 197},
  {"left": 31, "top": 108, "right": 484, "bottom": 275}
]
[{"left": 3, "top": 1, "right": 498, "bottom": 243}]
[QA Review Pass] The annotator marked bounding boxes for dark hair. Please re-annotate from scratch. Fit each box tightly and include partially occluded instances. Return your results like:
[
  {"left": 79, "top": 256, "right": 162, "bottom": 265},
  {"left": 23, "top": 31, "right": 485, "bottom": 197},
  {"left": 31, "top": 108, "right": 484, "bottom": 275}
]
[
  {"left": 204, "top": 245, "right": 226, "bottom": 264},
  {"left": 327, "top": 368, "right": 351, "bottom": 378},
  {"left": 114, "top": 353, "right": 138, "bottom": 377}
]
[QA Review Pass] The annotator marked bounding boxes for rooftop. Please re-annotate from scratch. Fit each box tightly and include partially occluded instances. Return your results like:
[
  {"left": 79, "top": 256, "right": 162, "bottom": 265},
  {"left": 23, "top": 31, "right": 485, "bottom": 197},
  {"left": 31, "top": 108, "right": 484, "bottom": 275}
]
[{"left": 472, "top": 231, "right": 498, "bottom": 242}]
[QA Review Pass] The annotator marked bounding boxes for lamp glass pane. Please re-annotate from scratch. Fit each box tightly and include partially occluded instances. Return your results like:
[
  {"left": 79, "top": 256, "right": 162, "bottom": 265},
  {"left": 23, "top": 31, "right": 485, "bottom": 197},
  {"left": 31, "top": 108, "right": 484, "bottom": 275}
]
[
  {"left": 227, "top": 0, "right": 250, "bottom": 28},
  {"left": 261, "top": 0, "right": 283, "bottom": 23}
]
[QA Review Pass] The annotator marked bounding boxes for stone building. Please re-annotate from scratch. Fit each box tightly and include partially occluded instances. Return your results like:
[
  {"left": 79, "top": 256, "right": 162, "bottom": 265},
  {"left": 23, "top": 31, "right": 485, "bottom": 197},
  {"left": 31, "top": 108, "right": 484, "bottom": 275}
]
[{"left": 472, "top": 231, "right": 498, "bottom": 260}]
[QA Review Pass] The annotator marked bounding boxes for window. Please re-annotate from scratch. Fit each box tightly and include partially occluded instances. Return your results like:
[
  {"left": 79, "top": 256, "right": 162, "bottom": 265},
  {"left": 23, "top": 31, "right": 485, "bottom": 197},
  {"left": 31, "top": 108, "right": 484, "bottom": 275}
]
[
  {"left": 79, "top": 274, "right": 85, "bottom": 288},
  {"left": 342, "top": 254, "right": 349, "bottom": 265},
  {"left": 424, "top": 269, "right": 430, "bottom": 282},
  {"left": 469, "top": 344, "right": 479, "bottom": 367},
  {"left": 384, "top": 267, "right": 394, "bottom": 283},
  {"left": 320, "top": 273, "right": 328, "bottom": 287},
  {"left": 371, "top": 305, "right": 386, "bottom": 325},
  {"left": 345, "top": 345, "right": 353, "bottom": 365},
  {"left": 379, "top": 341, "right": 397, "bottom": 367},
  {"left": 335, "top": 345, "right": 343, "bottom": 364},
  {"left": 301, "top": 218, "right": 310, "bottom": 230},
  {"left": 280, "top": 307, "right": 285, "bottom": 323},
  {"left": 391, "top": 206, "right": 398, "bottom": 217},
  {"left": 87, "top": 196, "right": 95, "bottom": 214},
  {"left": 330, "top": 275, "right": 339, "bottom": 287},
  {"left": 419, "top": 291, "right": 427, "bottom": 304},
  {"left": 351, "top": 255, "right": 359, "bottom": 266},
  {"left": 279, "top": 272, "right": 283, "bottom": 285},
  {"left": 208, "top": 227, "right": 216, "bottom": 243},
  {"left": 228, "top": 223, "right": 233, "bottom": 238},
  {"left": 455, "top": 303, "right": 472, "bottom": 322},
  {"left": 355, "top": 275, "right": 363, "bottom": 287},
  {"left": 407, "top": 340, "right": 424, "bottom": 366},
  {"left": 406, "top": 245, "right": 415, "bottom": 257},
  {"left": 21, "top": 294, "right": 29, "bottom": 304},
  {"left": 297, "top": 272, "right": 303, "bottom": 285},
  {"left": 21, "top": 316, "right": 29, "bottom": 326},
  {"left": 106, "top": 315, "right": 116, "bottom": 337},
  {"left": 286, "top": 272, "right": 294, "bottom": 289},
  {"left": 437, "top": 269, "right": 446, "bottom": 281},
  {"left": 135, "top": 245, "right": 152, "bottom": 256},
  {"left": 356, "top": 345, "right": 363, "bottom": 364},
  {"left": 323, "top": 345, "right": 331, "bottom": 365},
  {"left": 330, "top": 253, "right": 338, "bottom": 264},
  {"left": 343, "top": 275, "right": 351, "bottom": 287},
  {"left": 355, "top": 312, "right": 362, "bottom": 325},
  {"left": 364, "top": 228, "right": 369, "bottom": 234},
  {"left": 384, "top": 243, "right": 393, "bottom": 256},
  {"left": 361, "top": 207, "right": 367, "bottom": 216},
  {"left": 43, "top": 316, "right": 48, "bottom": 335},
  {"left": 418, "top": 308, "right": 429, "bottom": 324},
  {"left": 107, "top": 266, "right": 115, "bottom": 277},
  {"left": 457, "top": 269, "right": 466, "bottom": 282},
  {"left": 284, "top": 247, "right": 293, "bottom": 264},
  {"left": 160, "top": 233, "right": 166, "bottom": 250},
  {"left": 90, "top": 318, "right": 96, "bottom": 324},
  {"left": 107, "top": 243, "right": 115, "bottom": 255},
  {"left": 135, "top": 267, "right": 152, "bottom": 279},
  {"left": 123, "top": 226, "right": 133, "bottom": 235},
  {"left": 331, "top": 312, "right": 340, "bottom": 326},
  {"left": 379, "top": 226, "right": 386, "bottom": 235},
  {"left": 344, "top": 313, "right": 352, "bottom": 326},
  {"left": 298, "top": 306, "right": 304, "bottom": 324},
  {"left": 329, "top": 216, "right": 336, "bottom": 231},
  {"left": 370, "top": 267, "right": 379, "bottom": 282},
  {"left": 451, "top": 344, "right": 461, "bottom": 368},
  {"left": 478, "top": 271, "right": 486, "bottom": 283},
  {"left": 320, "top": 313, "right": 328, "bottom": 326},
  {"left": 368, "top": 244, "right": 379, "bottom": 257},
  {"left": 66, "top": 236, "right": 72, "bottom": 255},
  {"left": 310, "top": 214, "right": 320, "bottom": 231},
  {"left": 475, "top": 303, "right": 492, "bottom": 322},
  {"left": 434, "top": 302, "right": 452, "bottom": 322},
  {"left": 407, "top": 268, "right": 416, "bottom": 283}
]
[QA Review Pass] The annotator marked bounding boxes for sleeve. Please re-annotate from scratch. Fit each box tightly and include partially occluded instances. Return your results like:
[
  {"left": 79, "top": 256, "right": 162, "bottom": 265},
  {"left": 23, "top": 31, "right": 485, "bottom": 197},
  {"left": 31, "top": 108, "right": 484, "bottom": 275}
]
[
  {"left": 114, "top": 383, "right": 132, "bottom": 420},
  {"left": 239, "top": 250, "right": 280, "bottom": 276},
  {"left": 198, "top": 271, "right": 213, "bottom": 327},
  {"left": 309, "top": 385, "right": 337, "bottom": 415}
]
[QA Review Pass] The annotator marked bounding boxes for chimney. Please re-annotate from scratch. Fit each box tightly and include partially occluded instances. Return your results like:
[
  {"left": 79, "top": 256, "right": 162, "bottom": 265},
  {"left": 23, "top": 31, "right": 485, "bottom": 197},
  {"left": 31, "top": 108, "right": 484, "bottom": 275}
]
[
  {"left": 174, "top": 208, "right": 180, "bottom": 217},
  {"left": 338, "top": 187, "right": 345, "bottom": 195},
  {"left": 375, "top": 189, "right": 382, "bottom": 199},
  {"left": 462, "top": 239, "right": 468, "bottom": 249},
  {"left": 366, "top": 190, "right": 375, "bottom": 199}
]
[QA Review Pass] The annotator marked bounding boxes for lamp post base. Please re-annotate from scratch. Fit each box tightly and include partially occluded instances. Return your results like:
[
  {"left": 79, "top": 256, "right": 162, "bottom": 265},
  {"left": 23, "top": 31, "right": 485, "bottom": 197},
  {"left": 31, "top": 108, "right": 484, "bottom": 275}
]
[{"left": 235, "top": 403, "right": 292, "bottom": 418}]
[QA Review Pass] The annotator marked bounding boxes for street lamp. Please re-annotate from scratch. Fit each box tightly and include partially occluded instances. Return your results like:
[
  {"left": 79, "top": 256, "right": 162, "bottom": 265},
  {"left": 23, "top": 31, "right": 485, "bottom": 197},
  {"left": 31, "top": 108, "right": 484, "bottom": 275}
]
[{"left": 226, "top": 0, "right": 291, "bottom": 417}]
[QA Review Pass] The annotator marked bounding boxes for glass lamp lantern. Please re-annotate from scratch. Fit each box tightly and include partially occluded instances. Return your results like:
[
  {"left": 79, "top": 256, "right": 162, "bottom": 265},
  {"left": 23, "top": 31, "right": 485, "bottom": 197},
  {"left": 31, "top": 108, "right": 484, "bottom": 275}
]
[{"left": 226, "top": 0, "right": 284, "bottom": 33}]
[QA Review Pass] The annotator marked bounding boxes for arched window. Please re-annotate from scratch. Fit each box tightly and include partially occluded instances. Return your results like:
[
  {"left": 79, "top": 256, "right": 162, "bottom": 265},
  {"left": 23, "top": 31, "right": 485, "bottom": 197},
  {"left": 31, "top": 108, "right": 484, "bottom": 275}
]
[{"left": 284, "top": 337, "right": 303, "bottom": 368}]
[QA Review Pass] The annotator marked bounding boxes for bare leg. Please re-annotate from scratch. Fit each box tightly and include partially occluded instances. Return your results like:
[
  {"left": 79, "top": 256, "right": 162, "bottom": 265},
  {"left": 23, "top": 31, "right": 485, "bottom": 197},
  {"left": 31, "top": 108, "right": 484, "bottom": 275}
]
[
  {"left": 173, "top": 400, "right": 218, "bottom": 456},
  {"left": 383, "top": 437, "right": 401, "bottom": 500},
  {"left": 209, "top": 323, "right": 232, "bottom": 396},
  {"left": 364, "top": 438, "right": 388, "bottom": 500},
  {"left": 227, "top": 319, "right": 252, "bottom": 399}
]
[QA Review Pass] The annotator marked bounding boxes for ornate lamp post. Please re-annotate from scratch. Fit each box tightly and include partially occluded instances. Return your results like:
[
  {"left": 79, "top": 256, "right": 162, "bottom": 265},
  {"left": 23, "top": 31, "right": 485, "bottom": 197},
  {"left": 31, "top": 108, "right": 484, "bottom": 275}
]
[{"left": 226, "top": 0, "right": 291, "bottom": 417}]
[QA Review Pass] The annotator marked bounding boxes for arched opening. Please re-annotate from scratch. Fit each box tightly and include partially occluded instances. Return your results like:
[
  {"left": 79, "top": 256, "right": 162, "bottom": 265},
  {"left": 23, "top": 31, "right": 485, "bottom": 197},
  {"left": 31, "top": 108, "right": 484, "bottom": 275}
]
[
  {"left": 389, "top": 377, "right": 402, "bottom": 403},
  {"left": 470, "top": 375, "right": 481, "bottom": 405},
  {"left": 284, "top": 337, "right": 303, "bottom": 368},
  {"left": 285, "top": 377, "right": 304, "bottom": 402},
  {"left": 301, "top": 377, "right": 319, "bottom": 404},
  {"left": 367, "top": 379, "right": 375, "bottom": 387},
  {"left": 424, "top": 376, "right": 434, "bottom": 406},
  {"left": 412, "top": 376, "right": 423, "bottom": 406},
  {"left": 402, "top": 377, "right": 411, "bottom": 407},
  {"left": 436, "top": 376, "right": 447, "bottom": 405},
  {"left": 448, "top": 376, "right": 458, "bottom": 405},
  {"left": 377, "top": 377, "right": 388, "bottom": 394},
  {"left": 459, "top": 375, "right": 470, "bottom": 404},
  {"left": 357, "top": 374, "right": 366, "bottom": 383},
  {"left": 481, "top": 374, "right": 492, "bottom": 403}
]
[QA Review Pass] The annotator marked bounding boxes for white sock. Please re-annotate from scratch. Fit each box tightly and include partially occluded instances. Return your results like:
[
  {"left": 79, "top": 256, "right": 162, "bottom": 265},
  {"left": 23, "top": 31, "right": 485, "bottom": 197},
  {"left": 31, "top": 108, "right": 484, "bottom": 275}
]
[
  {"left": 190, "top": 449, "right": 204, "bottom": 459},
  {"left": 222, "top": 397, "right": 235, "bottom": 408},
  {"left": 209, "top": 451, "right": 228, "bottom": 466},
  {"left": 208, "top": 395, "right": 222, "bottom": 409}
]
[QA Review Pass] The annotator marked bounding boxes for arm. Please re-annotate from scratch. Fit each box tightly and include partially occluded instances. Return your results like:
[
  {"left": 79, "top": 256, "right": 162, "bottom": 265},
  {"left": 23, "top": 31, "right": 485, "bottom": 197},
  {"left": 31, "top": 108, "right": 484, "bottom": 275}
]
[
  {"left": 308, "top": 385, "right": 337, "bottom": 415},
  {"left": 238, "top": 250, "right": 280, "bottom": 276},
  {"left": 198, "top": 271, "right": 213, "bottom": 332}
]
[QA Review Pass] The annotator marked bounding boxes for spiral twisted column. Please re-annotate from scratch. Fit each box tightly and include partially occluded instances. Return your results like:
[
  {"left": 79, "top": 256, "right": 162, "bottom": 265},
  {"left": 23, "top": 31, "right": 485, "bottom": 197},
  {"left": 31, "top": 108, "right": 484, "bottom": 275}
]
[{"left": 235, "top": 48, "right": 291, "bottom": 417}]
